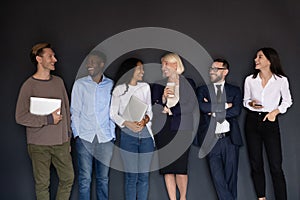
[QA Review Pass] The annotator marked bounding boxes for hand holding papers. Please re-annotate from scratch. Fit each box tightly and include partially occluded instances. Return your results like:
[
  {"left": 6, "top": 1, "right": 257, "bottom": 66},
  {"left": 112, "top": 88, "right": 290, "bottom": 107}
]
[
  {"left": 122, "top": 95, "right": 148, "bottom": 122},
  {"left": 30, "top": 97, "right": 62, "bottom": 115}
]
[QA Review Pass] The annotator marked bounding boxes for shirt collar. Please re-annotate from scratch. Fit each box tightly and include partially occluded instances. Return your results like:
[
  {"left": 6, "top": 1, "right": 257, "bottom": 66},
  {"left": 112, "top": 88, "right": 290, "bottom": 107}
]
[
  {"left": 87, "top": 74, "right": 107, "bottom": 83},
  {"left": 213, "top": 81, "right": 225, "bottom": 88},
  {"left": 257, "top": 73, "right": 276, "bottom": 82}
]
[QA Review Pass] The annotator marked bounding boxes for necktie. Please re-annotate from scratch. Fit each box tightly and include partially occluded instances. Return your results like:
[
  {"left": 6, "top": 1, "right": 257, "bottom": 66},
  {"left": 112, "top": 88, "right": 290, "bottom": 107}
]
[{"left": 216, "top": 84, "right": 222, "bottom": 103}]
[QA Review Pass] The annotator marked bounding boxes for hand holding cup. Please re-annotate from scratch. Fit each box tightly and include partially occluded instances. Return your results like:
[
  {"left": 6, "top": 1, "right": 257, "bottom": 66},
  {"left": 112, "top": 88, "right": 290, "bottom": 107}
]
[{"left": 166, "top": 82, "right": 175, "bottom": 98}]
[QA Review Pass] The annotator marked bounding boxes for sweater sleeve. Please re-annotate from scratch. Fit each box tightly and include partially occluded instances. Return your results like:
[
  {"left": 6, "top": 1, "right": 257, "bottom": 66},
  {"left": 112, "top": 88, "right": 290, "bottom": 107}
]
[{"left": 15, "top": 81, "right": 49, "bottom": 128}]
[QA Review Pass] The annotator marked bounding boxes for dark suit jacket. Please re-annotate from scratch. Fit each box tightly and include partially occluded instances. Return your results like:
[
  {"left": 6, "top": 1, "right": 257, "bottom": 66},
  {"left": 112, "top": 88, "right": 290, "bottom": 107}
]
[
  {"left": 151, "top": 75, "right": 197, "bottom": 132},
  {"left": 196, "top": 83, "right": 243, "bottom": 147}
]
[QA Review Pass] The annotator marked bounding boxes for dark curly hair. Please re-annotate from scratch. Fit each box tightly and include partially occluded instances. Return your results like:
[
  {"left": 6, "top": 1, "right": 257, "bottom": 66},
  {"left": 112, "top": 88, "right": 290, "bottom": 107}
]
[{"left": 114, "top": 58, "right": 143, "bottom": 96}]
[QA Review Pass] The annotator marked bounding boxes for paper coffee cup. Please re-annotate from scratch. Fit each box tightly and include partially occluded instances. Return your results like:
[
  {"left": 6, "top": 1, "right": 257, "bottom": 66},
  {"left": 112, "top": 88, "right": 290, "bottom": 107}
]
[{"left": 167, "top": 82, "right": 175, "bottom": 97}]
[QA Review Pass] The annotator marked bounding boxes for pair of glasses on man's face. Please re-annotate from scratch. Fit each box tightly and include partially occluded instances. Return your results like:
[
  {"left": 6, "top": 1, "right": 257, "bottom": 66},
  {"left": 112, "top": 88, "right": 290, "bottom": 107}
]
[{"left": 209, "top": 67, "right": 227, "bottom": 72}]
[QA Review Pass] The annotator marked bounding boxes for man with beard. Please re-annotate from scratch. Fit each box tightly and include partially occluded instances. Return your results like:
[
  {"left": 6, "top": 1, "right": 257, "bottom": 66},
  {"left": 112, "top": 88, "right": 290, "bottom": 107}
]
[
  {"left": 196, "top": 58, "right": 243, "bottom": 200},
  {"left": 70, "top": 51, "right": 115, "bottom": 200},
  {"left": 15, "top": 42, "right": 74, "bottom": 200}
]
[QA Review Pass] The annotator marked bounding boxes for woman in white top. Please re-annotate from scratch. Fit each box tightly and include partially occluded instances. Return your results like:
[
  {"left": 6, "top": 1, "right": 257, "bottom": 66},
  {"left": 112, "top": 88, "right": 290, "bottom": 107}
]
[
  {"left": 110, "top": 58, "right": 154, "bottom": 200},
  {"left": 243, "top": 47, "right": 292, "bottom": 200}
]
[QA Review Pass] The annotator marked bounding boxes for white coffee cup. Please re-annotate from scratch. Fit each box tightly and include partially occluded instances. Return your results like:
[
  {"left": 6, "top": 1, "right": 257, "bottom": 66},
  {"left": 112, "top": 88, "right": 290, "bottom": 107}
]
[{"left": 166, "top": 82, "right": 175, "bottom": 98}]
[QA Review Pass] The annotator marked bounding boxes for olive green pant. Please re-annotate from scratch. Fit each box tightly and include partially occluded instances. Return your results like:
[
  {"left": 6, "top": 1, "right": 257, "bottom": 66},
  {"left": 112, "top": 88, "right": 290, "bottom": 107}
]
[{"left": 27, "top": 141, "right": 74, "bottom": 200}]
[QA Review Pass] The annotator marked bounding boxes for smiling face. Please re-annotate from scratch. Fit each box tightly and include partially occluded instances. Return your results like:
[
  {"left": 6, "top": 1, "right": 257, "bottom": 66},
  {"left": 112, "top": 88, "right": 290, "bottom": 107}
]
[
  {"left": 161, "top": 58, "right": 178, "bottom": 78},
  {"left": 86, "top": 54, "right": 104, "bottom": 78},
  {"left": 254, "top": 50, "right": 271, "bottom": 71},
  {"left": 36, "top": 48, "right": 57, "bottom": 71},
  {"left": 209, "top": 61, "right": 228, "bottom": 83},
  {"left": 132, "top": 61, "right": 144, "bottom": 82}
]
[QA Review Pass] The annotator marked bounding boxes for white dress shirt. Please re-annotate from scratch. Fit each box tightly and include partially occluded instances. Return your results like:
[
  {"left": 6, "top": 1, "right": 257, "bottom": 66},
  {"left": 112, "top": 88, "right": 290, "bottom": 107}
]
[
  {"left": 213, "top": 81, "right": 230, "bottom": 134},
  {"left": 243, "top": 74, "right": 292, "bottom": 113}
]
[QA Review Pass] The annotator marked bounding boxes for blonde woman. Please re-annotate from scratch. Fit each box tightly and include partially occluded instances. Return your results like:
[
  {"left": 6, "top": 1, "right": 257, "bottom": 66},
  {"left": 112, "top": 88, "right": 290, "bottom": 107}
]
[{"left": 151, "top": 53, "right": 196, "bottom": 200}]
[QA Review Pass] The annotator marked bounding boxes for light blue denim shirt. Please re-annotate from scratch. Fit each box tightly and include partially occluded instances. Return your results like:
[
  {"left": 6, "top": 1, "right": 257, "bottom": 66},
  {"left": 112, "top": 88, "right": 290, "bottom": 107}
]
[{"left": 71, "top": 75, "right": 115, "bottom": 143}]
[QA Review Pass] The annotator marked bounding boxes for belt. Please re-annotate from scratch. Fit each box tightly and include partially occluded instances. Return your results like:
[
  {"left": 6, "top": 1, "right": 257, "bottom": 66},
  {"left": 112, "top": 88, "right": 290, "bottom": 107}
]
[
  {"left": 215, "top": 132, "right": 230, "bottom": 139},
  {"left": 248, "top": 110, "right": 269, "bottom": 116}
]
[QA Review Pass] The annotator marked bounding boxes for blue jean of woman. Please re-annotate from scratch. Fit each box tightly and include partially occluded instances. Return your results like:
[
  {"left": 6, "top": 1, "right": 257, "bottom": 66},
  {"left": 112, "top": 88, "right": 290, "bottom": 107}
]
[{"left": 120, "top": 127, "right": 155, "bottom": 200}]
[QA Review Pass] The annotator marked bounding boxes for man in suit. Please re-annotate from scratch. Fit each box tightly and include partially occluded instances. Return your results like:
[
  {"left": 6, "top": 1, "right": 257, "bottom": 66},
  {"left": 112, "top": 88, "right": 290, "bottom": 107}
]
[{"left": 197, "top": 58, "right": 243, "bottom": 200}]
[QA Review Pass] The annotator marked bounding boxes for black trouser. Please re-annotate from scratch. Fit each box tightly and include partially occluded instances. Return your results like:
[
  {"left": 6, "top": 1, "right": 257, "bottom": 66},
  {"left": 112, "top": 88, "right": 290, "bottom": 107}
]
[{"left": 245, "top": 111, "right": 287, "bottom": 200}]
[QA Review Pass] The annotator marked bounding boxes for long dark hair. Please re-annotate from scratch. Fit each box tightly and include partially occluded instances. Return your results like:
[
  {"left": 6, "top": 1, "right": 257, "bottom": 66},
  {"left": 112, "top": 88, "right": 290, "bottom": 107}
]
[
  {"left": 114, "top": 58, "right": 143, "bottom": 96},
  {"left": 253, "top": 47, "right": 286, "bottom": 78}
]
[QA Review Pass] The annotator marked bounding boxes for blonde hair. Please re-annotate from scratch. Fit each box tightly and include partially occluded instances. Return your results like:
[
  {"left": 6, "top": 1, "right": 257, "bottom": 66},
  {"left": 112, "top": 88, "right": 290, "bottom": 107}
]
[{"left": 161, "top": 52, "right": 185, "bottom": 74}]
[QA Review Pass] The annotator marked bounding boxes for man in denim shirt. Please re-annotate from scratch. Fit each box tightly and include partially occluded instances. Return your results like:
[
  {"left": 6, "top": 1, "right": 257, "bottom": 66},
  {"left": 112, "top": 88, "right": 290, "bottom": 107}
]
[{"left": 71, "top": 51, "right": 115, "bottom": 200}]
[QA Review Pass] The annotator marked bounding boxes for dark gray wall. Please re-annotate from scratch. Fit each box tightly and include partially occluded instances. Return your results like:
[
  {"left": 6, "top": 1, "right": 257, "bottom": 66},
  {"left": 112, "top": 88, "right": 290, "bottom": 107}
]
[{"left": 1, "top": 0, "right": 299, "bottom": 199}]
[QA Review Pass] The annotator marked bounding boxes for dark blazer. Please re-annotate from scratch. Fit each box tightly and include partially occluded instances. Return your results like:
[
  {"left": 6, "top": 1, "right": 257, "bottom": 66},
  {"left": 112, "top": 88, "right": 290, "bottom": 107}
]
[
  {"left": 151, "top": 75, "right": 197, "bottom": 132},
  {"left": 197, "top": 83, "right": 243, "bottom": 147}
]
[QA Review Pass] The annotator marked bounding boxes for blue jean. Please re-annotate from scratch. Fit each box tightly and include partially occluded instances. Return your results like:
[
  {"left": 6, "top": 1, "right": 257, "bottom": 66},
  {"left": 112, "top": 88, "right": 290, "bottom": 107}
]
[
  {"left": 120, "top": 127, "right": 155, "bottom": 200},
  {"left": 76, "top": 137, "right": 114, "bottom": 200}
]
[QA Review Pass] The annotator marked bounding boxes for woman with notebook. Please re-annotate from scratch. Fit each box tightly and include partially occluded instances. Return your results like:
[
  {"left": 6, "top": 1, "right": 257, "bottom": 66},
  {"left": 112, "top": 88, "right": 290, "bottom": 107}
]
[{"left": 110, "top": 58, "right": 155, "bottom": 200}]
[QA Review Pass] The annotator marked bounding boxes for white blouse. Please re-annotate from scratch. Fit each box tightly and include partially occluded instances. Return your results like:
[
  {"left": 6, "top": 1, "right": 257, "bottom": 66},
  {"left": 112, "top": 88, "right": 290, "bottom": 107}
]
[
  {"left": 243, "top": 74, "right": 292, "bottom": 113},
  {"left": 110, "top": 82, "right": 153, "bottom": 138}
]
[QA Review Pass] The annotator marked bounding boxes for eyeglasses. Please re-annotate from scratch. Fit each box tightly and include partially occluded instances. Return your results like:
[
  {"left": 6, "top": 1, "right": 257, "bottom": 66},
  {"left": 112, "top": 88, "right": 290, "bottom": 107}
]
[{"left": 209, "top": 67, "right": 227, "bottom": 72}]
